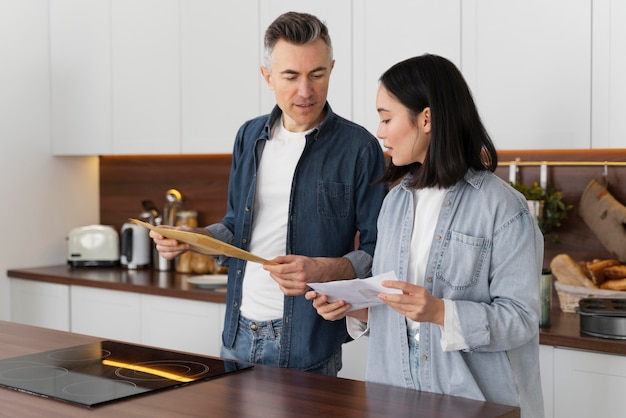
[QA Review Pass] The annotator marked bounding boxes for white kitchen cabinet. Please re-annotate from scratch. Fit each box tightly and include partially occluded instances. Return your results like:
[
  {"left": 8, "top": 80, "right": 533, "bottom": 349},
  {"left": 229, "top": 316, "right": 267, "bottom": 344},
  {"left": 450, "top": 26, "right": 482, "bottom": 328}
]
[
  {"left": 352, "top": 0, "right": 461, "bottom": 135},
  {"left": 141, "top": 294, "right": 225, "bottom": 357},
  {"left": 461, "top": 0, "right": 591, "bottom": 150},
  {"left": 10, "top": 279, "right": 70, "bottom": 332},
  {"left": 540, "top": 344, "right": 555, "bottom": 418},
  {"left": 50, "top": 0, "right": 112, "bottom": 155},
  {"left": 111, "top": 0, "right": 181, "bottom": 154},
  {"left": 553, "top": 347, "right": 626, "bottom": 418},
  {"left": 180, "top": 1, "right": 260, "bottom": 154},
  {"left": 71, "top": 286, "right": 142, "bottom": 343},
  {"left": 591, "top": 0, "right": 626, "bottom": 149}
]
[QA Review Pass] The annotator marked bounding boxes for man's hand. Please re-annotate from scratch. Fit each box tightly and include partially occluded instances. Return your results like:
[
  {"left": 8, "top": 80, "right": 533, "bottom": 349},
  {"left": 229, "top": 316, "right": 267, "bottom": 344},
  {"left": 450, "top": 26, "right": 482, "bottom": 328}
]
[{"left": 263, "top": 255, "right": 355, "bottom": 296}]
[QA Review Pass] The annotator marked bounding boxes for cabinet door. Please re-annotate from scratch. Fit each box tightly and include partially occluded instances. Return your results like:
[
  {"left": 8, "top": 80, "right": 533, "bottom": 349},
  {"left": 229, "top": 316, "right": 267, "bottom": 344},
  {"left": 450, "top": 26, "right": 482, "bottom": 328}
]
[
  {"left": 352, "top": 1, "right": 461, "bottom": 135},
  {"left": 50, "top": 0, "right": 112, "bottom": 155},
  {"left": 141, "top": 294, "right": 225, "bottom": 356},
  {"left": 592, "top": 0, "right": 626, "bottom": 148},
  {"left": 539, "top": 345, "right": 554, "bottom": 418},
  {"left": 10, "top": 279, "right": 70, "bottom": 332},
  {"left": 180, "top": 1, "right": 260, "bottom": 154},
  {"left": 554, "top": 348, "right": 626, "bottom": 418},
  {"left": 71, "top": 286, "right": 141, "bottom": 343},
  {"left": 259, "top": 1, "right": 355, "bottom": 120},
  {"left": 462, "top": 0, "right": 591, "bottom": 150},
  {"left": 111, "top": 0, "right": 180, "bottom": 154}
]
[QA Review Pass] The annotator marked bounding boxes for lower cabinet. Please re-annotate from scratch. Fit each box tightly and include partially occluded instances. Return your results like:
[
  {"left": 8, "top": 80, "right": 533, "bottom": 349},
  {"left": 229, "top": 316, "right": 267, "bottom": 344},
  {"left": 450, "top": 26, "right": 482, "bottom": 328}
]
[
  {"left": 10, "top": 279, "right": 70, "bottom": 332},
  {"left": 70, "top": 286, "right": 225, "bottom": 357},
  {"left": 553, "top": 347, "right": 626, "bottom": 418}
]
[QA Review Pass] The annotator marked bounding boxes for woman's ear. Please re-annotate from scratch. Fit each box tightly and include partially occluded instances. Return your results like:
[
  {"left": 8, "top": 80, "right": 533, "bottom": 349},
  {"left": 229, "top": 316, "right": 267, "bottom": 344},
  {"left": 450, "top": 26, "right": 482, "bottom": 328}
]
[{"left": 422, "top": 107, "right": 431, "bottom": 133}]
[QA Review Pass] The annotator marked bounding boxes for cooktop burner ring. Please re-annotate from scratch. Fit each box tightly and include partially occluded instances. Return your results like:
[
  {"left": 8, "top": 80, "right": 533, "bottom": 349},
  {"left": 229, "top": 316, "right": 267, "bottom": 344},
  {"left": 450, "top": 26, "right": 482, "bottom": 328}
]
[
  {"left": 0, "top": 362, "right": 69, "bottom": 382},
  {"left": 47, "top": 348, "right": 112, "bottom": 362},
  {"left": 114, "top": 360, "right": 211, "bottom": 381},
  {"left": 62, "top": 379, "right": 138, "bottom": 397}
]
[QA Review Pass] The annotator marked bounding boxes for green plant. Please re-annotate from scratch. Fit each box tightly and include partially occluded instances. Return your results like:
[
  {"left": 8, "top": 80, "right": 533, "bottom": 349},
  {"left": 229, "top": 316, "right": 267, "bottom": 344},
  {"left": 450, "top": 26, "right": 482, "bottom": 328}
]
[{"left": 510, "top": 181, "right": 573, "bottom": 242}]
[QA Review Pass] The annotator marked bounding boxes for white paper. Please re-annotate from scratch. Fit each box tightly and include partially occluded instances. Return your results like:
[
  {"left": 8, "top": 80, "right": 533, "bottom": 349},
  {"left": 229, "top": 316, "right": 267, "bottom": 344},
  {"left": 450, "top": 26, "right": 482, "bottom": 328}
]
[{"left": 308, "top": 271, "right": 401, "bottom": 311}]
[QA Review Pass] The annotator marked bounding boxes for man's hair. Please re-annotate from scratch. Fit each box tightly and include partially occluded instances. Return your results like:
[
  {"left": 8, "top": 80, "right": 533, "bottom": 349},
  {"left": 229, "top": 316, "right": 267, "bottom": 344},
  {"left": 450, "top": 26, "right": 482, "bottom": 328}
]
[{"left": 263, "top": 11, "right": 333, "bottom": 69}]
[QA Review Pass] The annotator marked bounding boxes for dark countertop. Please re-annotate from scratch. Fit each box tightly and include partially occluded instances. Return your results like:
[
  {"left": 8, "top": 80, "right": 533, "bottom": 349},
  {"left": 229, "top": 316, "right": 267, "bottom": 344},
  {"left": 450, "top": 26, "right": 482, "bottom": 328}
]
[
  {"left": 0, "top": 320, "right": 520, "bottom": 417},
  {"left": 7, "top": 265, "right": 626, "bottom": 356},
  {"left": 7, "top": 264, "right": 227, "bottom": 304}
]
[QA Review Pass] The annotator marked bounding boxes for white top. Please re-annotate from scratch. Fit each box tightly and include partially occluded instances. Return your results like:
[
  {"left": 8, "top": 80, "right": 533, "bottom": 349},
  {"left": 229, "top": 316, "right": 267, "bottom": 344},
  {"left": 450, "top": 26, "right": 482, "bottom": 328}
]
[
  {"left": 348, "top": 186, "right": 468, "bottom": 352},
  {"left": 240, "top": 121, "right": 307, "bottom": 321}
]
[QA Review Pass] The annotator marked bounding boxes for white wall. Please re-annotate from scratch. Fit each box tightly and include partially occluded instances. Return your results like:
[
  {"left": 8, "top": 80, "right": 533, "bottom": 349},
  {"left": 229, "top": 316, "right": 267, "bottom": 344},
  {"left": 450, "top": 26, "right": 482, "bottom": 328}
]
[{"left": 0, "top": 0, "right": 99, "bottom": 320}]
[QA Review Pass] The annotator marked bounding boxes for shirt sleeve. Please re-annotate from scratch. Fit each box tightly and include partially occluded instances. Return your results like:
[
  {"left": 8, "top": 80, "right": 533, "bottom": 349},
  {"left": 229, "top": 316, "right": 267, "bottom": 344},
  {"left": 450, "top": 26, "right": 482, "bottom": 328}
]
[
  {"left": 439, "top": 299, "right": 469, "bottom": 352},
  {"left": 346, "top": 314, "right": 369, "bottom": 340}
]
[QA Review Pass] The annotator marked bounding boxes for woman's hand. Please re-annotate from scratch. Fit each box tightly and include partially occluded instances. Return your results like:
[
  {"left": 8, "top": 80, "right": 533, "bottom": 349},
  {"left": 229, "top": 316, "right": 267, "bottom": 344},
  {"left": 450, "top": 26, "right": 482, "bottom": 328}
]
[{"left": 378, "top": 280, "right": 445, "bottom": 326}]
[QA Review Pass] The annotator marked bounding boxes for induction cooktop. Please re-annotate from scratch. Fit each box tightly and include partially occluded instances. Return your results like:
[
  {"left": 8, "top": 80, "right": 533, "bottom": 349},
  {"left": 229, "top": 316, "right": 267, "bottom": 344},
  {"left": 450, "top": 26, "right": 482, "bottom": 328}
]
[{"left": 0, "top": 340, "right": 253, "bottom": 408}]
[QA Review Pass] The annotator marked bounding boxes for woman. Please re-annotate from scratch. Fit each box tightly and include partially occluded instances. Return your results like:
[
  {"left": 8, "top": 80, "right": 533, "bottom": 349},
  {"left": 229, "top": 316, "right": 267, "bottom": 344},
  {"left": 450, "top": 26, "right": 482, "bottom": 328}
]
[{"left": 306, "top": 54, "right": 544, "bottom": 417}]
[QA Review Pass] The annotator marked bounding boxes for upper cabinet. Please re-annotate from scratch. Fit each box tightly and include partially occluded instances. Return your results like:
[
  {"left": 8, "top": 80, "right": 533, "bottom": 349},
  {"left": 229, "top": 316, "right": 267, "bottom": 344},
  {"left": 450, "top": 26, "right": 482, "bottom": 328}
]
[
  {"left": 351, "top": 0, "right": 461, "bottom": 136},
  {"left": 591, "top": 0, "right": 626, "bottom": 149},
  {"left": 461, "top": 0, "right": 591, "bottom": 150},
  {"left": 50, "top": 0, "right": 260, "bottom": 155},
  {"left": 50, "top": 1, "right": 622, "bottom": 154}
]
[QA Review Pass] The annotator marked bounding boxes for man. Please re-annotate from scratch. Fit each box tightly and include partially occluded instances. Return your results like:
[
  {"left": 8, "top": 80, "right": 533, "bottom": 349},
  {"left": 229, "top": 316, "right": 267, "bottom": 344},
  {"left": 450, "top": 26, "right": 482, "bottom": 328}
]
[{"left": 151, "top": 11, "right": 386, "bottom": 375}]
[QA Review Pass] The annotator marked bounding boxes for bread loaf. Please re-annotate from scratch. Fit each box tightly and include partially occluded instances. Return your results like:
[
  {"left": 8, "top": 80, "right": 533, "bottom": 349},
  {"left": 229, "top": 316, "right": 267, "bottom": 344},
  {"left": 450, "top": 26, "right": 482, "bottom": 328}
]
[
  {"left": 550, "top": 254, "right": 598, "bottom": 288},
  {"left": 603, "top": 265, "right": 626, "bottom": 281},
  {"left": 586, "top": 259, "right": 622, "bottom": 285},
  {"left": 600, "top": 277, "right": 626, "bottom": 291}
]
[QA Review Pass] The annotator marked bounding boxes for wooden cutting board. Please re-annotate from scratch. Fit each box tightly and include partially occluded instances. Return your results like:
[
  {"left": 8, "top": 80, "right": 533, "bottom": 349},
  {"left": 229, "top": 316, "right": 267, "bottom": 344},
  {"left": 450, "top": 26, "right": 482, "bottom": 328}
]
[{"left": 128, "top": 218, "right": 277, "bottom": 265}]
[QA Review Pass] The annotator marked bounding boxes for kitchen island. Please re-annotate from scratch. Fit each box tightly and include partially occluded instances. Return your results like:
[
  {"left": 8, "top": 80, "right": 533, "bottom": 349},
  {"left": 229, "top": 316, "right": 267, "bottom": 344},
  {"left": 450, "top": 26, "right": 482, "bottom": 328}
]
[{"left": 0, "top": 321, "right": 520, "bottom": 417}]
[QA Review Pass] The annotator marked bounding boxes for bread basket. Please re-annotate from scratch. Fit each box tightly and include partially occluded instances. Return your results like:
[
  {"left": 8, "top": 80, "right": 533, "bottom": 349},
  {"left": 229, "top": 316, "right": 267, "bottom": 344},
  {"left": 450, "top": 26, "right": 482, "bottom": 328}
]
[{"left": 555, "top": 281, "right": 626, "bottom": 313}]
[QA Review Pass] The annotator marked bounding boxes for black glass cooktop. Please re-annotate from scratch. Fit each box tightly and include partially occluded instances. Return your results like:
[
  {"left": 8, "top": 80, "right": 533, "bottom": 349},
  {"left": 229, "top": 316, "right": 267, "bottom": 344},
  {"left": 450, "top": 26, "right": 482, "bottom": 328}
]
[{"left": 0, "top": 340, "right": 253, "bottom": 408}]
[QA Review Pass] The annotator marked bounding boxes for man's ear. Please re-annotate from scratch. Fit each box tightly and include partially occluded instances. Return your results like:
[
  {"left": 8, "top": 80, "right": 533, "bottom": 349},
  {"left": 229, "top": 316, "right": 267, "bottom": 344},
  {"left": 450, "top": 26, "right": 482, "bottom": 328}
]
[{"left": 260, "top": 66, "right": 273, "bottom": 90}]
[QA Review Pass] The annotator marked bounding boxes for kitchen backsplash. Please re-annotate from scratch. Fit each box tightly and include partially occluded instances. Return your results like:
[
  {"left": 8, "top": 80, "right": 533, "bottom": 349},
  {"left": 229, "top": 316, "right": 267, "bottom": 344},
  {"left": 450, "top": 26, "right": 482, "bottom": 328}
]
[{"left": 100, "top": 149, "right": 626, "bottom": 267}]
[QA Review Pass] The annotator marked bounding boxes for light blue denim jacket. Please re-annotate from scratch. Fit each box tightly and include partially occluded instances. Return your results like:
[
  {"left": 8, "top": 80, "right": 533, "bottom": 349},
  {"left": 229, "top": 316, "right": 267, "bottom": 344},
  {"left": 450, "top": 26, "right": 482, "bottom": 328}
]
[
  {"left": 208, "top": 104, "right": 387, "bottom": 370},
  {"left": 367, "top": 169, "right": 544, "bottom": 418}
]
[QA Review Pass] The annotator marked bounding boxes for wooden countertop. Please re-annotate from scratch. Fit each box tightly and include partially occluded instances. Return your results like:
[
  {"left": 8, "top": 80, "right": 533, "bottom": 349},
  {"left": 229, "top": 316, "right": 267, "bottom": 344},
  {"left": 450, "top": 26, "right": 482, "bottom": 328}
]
[
  {"left": 0, "top": 321, "right": 519, "bottom": 417},
  {"left": 7, "top": 265, "right": 626, "bottom": 356}
]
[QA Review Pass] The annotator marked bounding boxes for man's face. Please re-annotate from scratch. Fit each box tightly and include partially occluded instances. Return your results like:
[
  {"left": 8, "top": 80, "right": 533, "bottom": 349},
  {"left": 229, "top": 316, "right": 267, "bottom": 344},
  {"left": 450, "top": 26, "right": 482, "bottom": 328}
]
[{"left": 260, "top": 38, "right": 334, "bottom": 132}]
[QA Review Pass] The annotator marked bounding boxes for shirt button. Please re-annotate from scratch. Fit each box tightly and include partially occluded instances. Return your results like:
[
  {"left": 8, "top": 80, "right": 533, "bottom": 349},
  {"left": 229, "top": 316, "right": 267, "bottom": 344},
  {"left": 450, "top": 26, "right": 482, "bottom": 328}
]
[
  {"left": 426, "top": 277, "right": 433, "bottom": 283},
  {"left": 250, "top": 324, "right": 258, "bottom": 331},
  {"left": 435, "top": 234, "right": 441, "bottom": 241},
  {"left": 245, "top": 207, "right": 250, "bottom": 212},
  {"left": 242, "top": 239, "right": 247, "bottom": 244},
  {"left": 444, "top": 199, "right": 451, "bottom": 206},
  {"left": 421, "top": 355, "right": 428, "bottom": 361}
]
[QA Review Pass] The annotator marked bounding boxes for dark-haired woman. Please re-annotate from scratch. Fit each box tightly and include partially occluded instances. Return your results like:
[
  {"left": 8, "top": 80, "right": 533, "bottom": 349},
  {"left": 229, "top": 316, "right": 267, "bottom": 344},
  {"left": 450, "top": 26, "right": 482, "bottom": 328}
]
[{"left": 307, "top": 54, "right": 544, "bottom": 417}]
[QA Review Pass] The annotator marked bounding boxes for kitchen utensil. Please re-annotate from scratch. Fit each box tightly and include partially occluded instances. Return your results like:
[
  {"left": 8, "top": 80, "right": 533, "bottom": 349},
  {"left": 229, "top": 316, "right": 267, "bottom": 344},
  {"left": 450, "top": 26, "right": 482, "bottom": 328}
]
[
  {"left": 128, "top": 218, "right": 277, "bottom": 265},
  {"left": 577, "top": 298, "right": 626, "bottom": 339},
  {"left": 120, "top": 222, "right": 151, "bottom": 269}
]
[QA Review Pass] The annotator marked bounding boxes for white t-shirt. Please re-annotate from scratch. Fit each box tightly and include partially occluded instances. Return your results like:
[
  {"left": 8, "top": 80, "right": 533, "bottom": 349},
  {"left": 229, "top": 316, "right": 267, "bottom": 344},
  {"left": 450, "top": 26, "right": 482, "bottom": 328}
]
[{"left": 240, "top": 121, "right": 308, "bottom": 321}]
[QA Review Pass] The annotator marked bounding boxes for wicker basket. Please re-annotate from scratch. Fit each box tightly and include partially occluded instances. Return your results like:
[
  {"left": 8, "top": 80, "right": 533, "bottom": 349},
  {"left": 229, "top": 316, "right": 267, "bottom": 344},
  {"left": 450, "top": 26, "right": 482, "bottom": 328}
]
[{"left": 554, "top": 281, "right": 626, "bottom": 313}]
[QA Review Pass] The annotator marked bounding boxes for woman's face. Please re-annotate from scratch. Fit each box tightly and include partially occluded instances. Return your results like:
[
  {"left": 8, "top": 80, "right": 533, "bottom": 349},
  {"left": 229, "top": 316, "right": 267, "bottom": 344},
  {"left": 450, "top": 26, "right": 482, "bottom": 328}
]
[{"left": 376, "top": 85, "right": 431, "bottom": 166}]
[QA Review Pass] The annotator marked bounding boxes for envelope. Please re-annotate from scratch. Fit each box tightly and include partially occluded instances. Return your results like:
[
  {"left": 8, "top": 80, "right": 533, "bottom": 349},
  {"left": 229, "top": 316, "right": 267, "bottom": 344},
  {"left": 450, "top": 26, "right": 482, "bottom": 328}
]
[{"left": 128, "top": 218, "right": 277, "bottom": 265}]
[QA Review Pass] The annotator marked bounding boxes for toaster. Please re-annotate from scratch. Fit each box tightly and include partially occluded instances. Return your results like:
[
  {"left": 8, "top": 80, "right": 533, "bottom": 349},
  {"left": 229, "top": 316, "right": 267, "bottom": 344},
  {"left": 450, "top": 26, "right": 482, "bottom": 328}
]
[{"left": 67, "top": 225, "right": 120, "bottom": 267}]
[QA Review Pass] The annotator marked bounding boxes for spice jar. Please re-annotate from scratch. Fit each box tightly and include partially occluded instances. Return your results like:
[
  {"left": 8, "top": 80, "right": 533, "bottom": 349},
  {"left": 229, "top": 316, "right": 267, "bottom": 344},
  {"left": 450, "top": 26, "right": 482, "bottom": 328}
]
[{"left": 175, "top": 211, "right": 198, "bottom": 274}]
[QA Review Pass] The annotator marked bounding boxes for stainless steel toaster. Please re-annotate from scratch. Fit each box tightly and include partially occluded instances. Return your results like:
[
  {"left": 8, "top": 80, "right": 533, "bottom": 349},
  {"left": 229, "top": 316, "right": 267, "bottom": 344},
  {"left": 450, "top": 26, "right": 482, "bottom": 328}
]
[{"left": 67, "top": 225, "right": 120, "bottom": 267}]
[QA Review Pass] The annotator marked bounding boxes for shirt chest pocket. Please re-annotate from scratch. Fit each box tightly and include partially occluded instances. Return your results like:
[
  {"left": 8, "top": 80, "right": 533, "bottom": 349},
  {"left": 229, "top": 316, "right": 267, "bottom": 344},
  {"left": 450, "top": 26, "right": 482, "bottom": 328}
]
[
  {"left": 317, "top": 181, "right": 351, "bottom": 219},
  {"left": 436, "top": 230, "right": 489, "bottom": 290}
]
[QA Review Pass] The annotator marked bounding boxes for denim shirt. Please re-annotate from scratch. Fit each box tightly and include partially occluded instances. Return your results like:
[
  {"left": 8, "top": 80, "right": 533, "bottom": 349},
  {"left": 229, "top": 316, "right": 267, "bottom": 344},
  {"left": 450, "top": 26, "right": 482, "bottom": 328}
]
[
  {"left": 367, "top": 170, "right": 545, "bottom": 418},
  {"left": 207, "top": 103, "right": 387, "bottom": 370}
]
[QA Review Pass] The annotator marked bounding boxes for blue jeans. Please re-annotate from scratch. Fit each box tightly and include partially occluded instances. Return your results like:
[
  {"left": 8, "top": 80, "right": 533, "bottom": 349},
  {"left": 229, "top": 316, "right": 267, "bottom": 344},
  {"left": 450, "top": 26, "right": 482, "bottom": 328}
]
[
  {"left": 408, "top": 327, "right": 421, "bottom": 390},
  {"left": 220, "top": 315, "right": 342, "bottom": 376}
]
